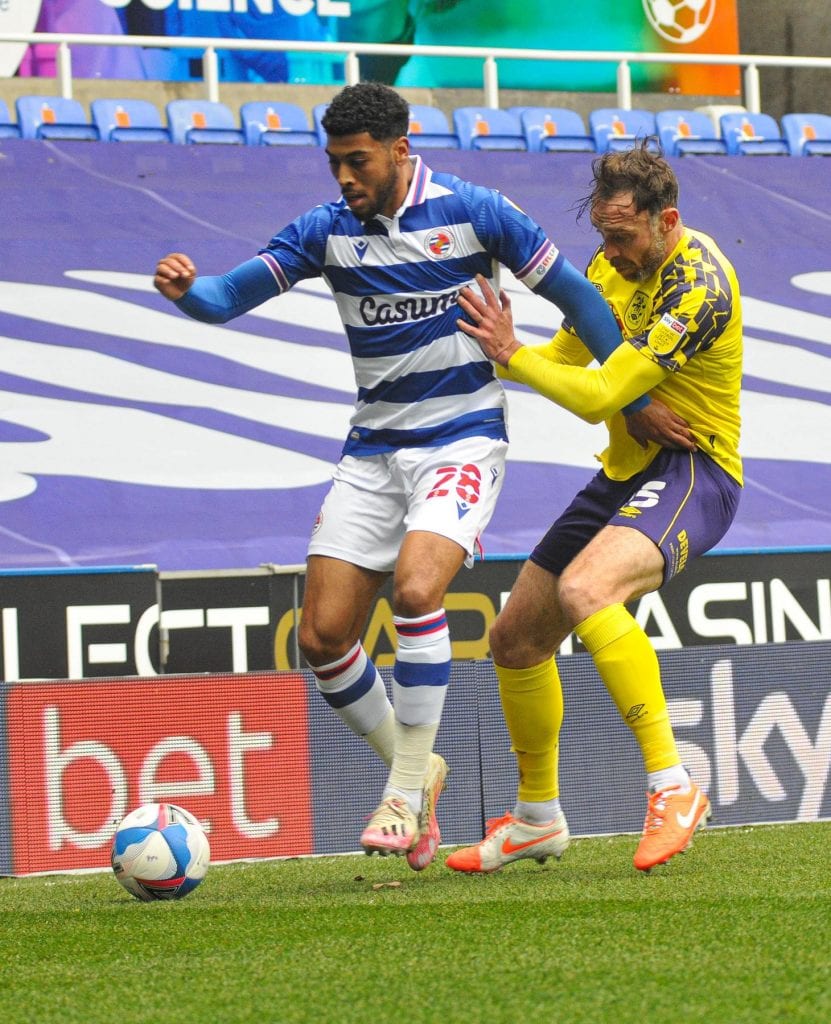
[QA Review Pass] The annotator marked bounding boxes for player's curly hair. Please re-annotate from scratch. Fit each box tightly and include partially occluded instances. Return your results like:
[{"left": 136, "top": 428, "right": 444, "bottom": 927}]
[
  {"left": 576, "top": 138, "right": 679, "bottom": 221},
  {"left": 321, "top": 82, "right": 410, "bottom": 142}
]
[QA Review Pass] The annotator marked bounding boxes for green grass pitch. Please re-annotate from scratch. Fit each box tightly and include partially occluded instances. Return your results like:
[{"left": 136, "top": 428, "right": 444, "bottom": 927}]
[{"left": 2, "top": 821, "right": 829, "bottom": 1023}]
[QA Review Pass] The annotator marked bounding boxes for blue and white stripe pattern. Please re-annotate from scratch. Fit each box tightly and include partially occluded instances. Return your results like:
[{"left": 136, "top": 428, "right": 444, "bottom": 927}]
[
  {"left": 392, "top": 609, "right": 452, "bottom": 726},
  {"left": 257, "top": 156, "right": 562, "bottom": 456},
  {"left": 311, "top": 641, "right": 391, "bottom": 735}
]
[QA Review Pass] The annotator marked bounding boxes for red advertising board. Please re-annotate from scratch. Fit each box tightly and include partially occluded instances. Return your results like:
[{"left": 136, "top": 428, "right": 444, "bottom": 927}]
[{"left": 7, "top": 672, "right": 312, "bottom": 874}]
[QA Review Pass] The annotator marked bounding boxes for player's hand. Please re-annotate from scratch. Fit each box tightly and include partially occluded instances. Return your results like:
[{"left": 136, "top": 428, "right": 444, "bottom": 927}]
[
  {"left": 457, "top": 273, "right": 522, "bottom": 367},
  {"left": 153, "top": 253, "right": 197, "bottom": 300},
  {"left": 626, "top": 398, "right": 696, "bottom": 451}
]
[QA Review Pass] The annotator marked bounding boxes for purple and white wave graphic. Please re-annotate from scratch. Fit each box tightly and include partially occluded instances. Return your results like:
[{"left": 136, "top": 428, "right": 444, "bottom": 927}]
[{"left": 1, "top": 143, "right": 830, "bottom": 570}]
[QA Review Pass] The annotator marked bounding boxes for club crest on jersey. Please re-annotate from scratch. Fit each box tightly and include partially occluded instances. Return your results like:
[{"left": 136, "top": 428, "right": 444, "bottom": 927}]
[
  {"left": 425, "top": 229, "right": 456, "bottom": 259},
  {"left": 624, "top": 290, "right": 650, "bottom": 332},
  {"left": 648, "top": 312, "right": 687, "bottom": 356}
]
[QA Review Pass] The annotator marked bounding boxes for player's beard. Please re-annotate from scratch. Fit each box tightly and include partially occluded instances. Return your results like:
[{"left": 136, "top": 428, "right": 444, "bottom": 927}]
[
  {"left": 631, "top": 231, "right": 667, "bottom": 282},
  {"left": 356, "top": 158, "right": 401, "bottom": 223}
]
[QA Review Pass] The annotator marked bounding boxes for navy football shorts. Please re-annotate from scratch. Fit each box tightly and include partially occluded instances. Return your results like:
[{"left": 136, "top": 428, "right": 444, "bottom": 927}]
[{"left": 530, "top": 447, "right": 741, "bottom": 585}]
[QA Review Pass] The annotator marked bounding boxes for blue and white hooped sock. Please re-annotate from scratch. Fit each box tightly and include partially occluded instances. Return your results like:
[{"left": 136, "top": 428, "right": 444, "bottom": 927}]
[
  {"left": 311, "top": 641, "right": 393, "bottom": 760},
  {"left": 387, "top": 609, "right": 451, "bottom": 794},
  {"left": 392, "top": 609, "right": 451, "bottom": 726}
]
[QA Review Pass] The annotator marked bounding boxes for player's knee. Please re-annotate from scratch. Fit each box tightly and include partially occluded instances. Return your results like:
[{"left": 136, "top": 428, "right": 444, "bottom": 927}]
[
  {"left": 297, "top": 618, "right": 344, "bottom": 668},
  {"left": 488, "top": 614, "right": 514, "bottom": 664},
  {"left": 556, "top": 569, "right": 598, "bottom": 625},
  {"left": 391, "top": 579, "right": 442, "bottom": 619},
  {"left": 296, "top": 619, "right": 320, "bottom": 665},
  {"left": 490, "top": 610, "right": 542, "bottom": 666},
  {"left": 489, "top": 615, "right": 552, "bottom": 668}
]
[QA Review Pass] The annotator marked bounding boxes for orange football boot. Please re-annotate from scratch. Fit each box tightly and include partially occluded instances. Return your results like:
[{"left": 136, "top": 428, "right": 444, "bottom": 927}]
[
  {"left": 446, "top": 812, "right": 569, "bottom": 874},
  {"left": 634, "top": 782, "right": 712, "bottom": 872}
]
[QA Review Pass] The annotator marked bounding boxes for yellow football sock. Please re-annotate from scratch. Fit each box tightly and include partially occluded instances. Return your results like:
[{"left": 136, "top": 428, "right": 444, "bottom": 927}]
[
  {"left": 496, "top": 658, "right": 563, "bottom": 802},
  {"left": 575, "top": 604, "right": 679, "bottom": 773}
]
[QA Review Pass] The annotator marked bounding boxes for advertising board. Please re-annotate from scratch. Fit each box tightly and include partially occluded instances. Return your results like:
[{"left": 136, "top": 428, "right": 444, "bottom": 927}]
[{"left": 1, "top": 640, "right": 827, "bottom": 875}]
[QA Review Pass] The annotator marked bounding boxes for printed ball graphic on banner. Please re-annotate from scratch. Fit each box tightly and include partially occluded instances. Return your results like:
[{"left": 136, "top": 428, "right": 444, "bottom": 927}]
[
  {"left": 111, "top": 803, "right": 210, "bottom": 902},
  {"left": 642, "top": 0, "right": 716, "bottom": 45}
]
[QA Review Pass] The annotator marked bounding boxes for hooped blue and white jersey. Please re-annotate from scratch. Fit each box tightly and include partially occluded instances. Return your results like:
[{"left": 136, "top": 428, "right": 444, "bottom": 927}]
[{"left": 255, "top": 155, "right": 562, "bottom": 457}]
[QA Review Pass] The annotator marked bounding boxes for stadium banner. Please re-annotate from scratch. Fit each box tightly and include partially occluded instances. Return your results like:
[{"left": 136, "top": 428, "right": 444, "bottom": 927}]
[
  {"left": 2, "top": 144, "right": 830, "bottom": 575},
  {"left": 1, "top": 640, "right": 828, "bottom": 875},
  {"left": 260, "top": 547, "right": 831, "bottom": 668},
  {"left": 480, "top": 640, "right": 831, "bottom": 836},
  {"left": 2, "top": 550, "right": 830, "bottom": 682},
  {"left": 8, "top": 0, "right": 740, "bottom": 92},
  {"left": 159, "top": 567, "right": 298, "bottom": 675},
  {"left": 0, "top": 565, "right": 160, "bottom": 682},
  {"left": 2, "top": 671, "right": 312, "bottom": 875}
]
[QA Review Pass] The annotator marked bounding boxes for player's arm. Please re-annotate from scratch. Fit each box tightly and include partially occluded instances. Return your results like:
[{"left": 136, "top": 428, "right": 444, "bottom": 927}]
[
  {"left": 474, "top": 190, "right": 629, "bottom": 369},
  {"left": 494, "top": 325, "right": 590, "bottom": 385},
  {"left": 494, "top": 313, "right": 695, "bottom": 449},
  {"left": 534, "top": 257, "right": 622, "bottom": 364},
  {"left": 513, "top": 334, "right": 664, "bottom": 423},
  {"left": 154, "top": 209, "right": 328, "bottom": 323},
  {"left": 459, "top": 274, "right": 666, "bottom": 424},
  {"left": 154, "top": 253, "right": 281, "bottom": 324}
]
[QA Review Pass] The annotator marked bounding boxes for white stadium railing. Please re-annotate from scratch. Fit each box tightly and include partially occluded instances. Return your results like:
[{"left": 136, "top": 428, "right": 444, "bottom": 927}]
[{"left": 2, "top": 32, "right": 831, "bottom": 112}]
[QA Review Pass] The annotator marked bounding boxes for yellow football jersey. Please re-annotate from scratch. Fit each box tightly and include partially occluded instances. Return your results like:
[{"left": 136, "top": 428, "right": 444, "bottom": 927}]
[{"left": 510, "top": 227, "right": 743, "bottom": 485}]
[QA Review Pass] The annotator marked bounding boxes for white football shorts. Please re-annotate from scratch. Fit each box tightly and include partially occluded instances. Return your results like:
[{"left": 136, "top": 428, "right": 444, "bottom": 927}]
[{"left": 307, "top": 437, "right": 509, "bottom": 572}]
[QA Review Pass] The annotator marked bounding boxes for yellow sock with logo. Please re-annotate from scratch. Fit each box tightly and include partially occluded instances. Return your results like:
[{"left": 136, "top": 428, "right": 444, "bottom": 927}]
[
  {"left": 575, "top": 603, "right": 679, "bottom": 773},
  {"left": 495, "top": 658, "right": 563, "bottom": 802}
]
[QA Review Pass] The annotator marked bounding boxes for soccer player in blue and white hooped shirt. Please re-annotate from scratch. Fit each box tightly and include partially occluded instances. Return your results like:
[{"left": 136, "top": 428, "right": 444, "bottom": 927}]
[{"left": 154, "top": 83, "right": 684, "bottom": 869}]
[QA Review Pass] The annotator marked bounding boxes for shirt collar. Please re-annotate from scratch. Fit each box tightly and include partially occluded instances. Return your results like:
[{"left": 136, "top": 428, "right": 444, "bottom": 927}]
[{"left": 394, "top": 155, "right": 431, "bottom": 216}]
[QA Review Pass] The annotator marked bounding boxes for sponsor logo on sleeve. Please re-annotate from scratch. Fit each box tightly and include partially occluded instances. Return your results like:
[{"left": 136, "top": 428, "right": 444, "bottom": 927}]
[
  {"left": 531, "top": 245, "right": 559, "bottom": 280},
  {"left": 647, "top": 312, "right": 687, "bottom": 356}
]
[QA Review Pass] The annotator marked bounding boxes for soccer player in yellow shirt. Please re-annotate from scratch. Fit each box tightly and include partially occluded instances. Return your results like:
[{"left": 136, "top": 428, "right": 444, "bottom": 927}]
[{"left": 448, "top": 142, "right": 742, "bottom": 873}]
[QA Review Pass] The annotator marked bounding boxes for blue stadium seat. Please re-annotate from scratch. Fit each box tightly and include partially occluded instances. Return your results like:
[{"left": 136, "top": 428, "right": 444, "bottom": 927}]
[
  {"left": 781, "top": 113, "right": 831, "bottom": 157},
  {"left": 91, "top": 99, "right": 170, "bottom": 143},
  {"left": 589, "top": 108, "right": 657, "bottom": 153},
  {"left": 655, "top": 110, "right": 727, "bottom": 157},
  {"left": 240, "top": 101, "right": 318, "bottom": 146},
  {"left": 519, "top": 107, "right": 595, "bottom": 153},
  {"left": 407, "top": 104, "right": 460, "bottom": 149},
  {"left": 453, "top": 107, "right": 526, "bottom": 151},
  {"left": 312, "top": 102, "right": 460, "bottom": 150},
  {"left": 719, "top": 113, "right": 789, "bottom": 156},
  {"left": 166, "top": 100, "right": 245, "bottom": 145},
  {"left": 312, "top": 102, "right": 329, "bottom": 146},
  {"left": 0, "top": 99, "right": 21, "bottom": 138},
  {"left": 693, "top": 104, "right": 747, "bottom": 137},
  {"left": 16, "top": 96, "right": 99, "bottom": 141}
]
